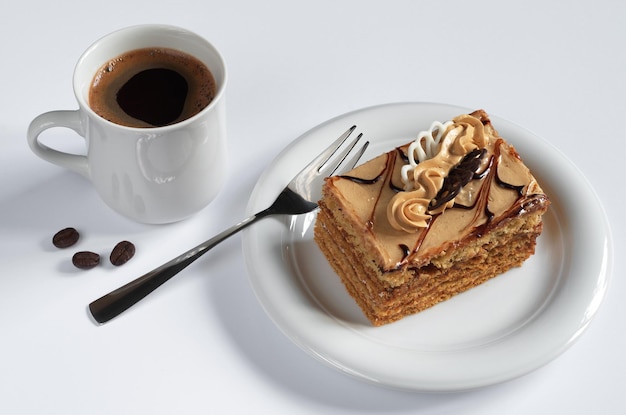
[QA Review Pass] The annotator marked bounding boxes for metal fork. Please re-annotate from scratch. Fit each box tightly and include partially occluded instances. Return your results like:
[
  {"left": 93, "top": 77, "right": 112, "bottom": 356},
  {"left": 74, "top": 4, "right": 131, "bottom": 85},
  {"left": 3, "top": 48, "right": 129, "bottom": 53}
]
[{"left": 88, "top": 126, "right": 368, "bottom": 324}]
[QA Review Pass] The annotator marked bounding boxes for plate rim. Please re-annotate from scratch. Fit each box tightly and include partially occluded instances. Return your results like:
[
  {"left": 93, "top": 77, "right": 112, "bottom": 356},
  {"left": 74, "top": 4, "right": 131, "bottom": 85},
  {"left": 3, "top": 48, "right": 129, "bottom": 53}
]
[{"left": 242, "top": 102, "right": 613, "bottom": 391}]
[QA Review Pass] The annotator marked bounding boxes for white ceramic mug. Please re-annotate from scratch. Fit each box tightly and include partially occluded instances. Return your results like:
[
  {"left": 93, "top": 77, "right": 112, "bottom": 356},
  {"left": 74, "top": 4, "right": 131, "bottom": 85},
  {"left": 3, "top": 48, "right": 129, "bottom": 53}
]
[{"left": 27, "top": 24, "right": 228, "bottom": 224}]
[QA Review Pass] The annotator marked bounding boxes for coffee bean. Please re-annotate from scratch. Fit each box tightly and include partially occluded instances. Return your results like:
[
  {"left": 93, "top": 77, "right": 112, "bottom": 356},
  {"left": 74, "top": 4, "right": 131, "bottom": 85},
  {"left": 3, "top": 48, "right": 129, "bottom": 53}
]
[
  {"left": 110, "top": 241, "right": 135, "bottom": 266},
  {"left": 72, "top": 251, "right": 100, "bottom": 269},
  {"left": 52, "top": 227, "right": 80, "bottom": 248}
]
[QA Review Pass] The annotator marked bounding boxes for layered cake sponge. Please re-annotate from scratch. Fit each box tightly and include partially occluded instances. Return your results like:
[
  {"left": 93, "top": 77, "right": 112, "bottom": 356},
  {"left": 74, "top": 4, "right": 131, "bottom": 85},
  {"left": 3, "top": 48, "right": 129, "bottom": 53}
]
[{"left": 314, "top": 110, "right": 550, "bottom": 326}]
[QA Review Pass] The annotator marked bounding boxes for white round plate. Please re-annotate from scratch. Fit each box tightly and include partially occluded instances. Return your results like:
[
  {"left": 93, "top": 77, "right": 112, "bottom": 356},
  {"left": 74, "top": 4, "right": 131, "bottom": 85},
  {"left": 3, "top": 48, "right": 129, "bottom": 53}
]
[{"left": 242, "top": 102, "right": 612, "bottom": 392}]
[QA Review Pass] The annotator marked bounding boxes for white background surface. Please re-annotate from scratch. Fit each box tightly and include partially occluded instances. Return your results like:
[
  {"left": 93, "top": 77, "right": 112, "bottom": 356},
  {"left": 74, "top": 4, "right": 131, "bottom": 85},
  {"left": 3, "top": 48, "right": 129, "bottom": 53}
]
[{"left": 1, "top": 1, "right": 623, "bottom": 414}]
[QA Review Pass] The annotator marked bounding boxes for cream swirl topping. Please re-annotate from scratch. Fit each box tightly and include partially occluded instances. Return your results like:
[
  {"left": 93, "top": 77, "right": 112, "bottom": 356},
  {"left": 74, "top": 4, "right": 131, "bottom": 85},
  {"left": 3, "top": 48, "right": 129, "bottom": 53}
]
[{"left": 388, "top": 114, "right": 487, "bottom": 232}]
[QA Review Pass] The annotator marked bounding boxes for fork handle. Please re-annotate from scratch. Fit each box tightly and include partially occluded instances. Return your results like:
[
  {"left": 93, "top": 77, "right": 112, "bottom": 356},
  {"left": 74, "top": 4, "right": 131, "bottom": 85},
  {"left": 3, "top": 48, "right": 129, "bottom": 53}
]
[{"left": 88, "top": 210, "right": 270, "bottom": 324}]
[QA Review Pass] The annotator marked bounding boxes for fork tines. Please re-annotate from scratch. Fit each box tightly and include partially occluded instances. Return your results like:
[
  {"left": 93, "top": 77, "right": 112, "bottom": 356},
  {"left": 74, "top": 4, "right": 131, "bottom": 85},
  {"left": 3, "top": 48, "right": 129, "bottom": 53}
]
[{"left": 319, "top": 125, "right": 369, "bottom": 177}]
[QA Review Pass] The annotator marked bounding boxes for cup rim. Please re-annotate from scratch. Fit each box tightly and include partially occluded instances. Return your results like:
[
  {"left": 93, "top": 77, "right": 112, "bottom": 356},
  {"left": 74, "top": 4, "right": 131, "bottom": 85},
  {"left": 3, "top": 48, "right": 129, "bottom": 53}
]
[{"left": 73, "top": 24, "right": 227, "bottom": 131}]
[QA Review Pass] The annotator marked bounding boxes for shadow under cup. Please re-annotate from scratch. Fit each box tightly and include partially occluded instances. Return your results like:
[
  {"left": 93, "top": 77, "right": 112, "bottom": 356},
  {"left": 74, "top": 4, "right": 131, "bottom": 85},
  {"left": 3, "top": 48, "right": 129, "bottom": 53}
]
[{"left": 73, "top": 25, "right": 228, "bottom": 224}]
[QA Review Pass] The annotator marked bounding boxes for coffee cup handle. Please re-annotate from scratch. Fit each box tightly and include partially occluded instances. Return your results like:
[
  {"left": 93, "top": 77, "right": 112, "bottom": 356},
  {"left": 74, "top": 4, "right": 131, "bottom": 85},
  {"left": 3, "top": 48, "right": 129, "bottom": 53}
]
[{"left": 27, "top": 110, "right": 90, "bottom": 178}]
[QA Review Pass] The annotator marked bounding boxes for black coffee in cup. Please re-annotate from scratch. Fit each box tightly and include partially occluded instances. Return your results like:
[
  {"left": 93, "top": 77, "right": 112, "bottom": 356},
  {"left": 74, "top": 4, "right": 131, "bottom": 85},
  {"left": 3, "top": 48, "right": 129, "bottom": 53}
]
[{"left": 89, "top": 47, "right": 216, "bottom": 128}]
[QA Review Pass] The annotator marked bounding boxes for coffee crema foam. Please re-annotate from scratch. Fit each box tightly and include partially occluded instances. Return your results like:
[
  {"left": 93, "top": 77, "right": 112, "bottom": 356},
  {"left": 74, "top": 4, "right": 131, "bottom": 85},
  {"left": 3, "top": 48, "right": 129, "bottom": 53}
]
[{"left": 89, "top": 47, "right": 216, "bottom": 128}]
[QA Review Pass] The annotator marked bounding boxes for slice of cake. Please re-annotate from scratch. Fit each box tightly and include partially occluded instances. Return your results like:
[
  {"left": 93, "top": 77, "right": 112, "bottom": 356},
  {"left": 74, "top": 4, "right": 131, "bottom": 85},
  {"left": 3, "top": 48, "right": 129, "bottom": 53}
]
[{"left": 314, "top": 110, "right": 550, "bottom": 326}]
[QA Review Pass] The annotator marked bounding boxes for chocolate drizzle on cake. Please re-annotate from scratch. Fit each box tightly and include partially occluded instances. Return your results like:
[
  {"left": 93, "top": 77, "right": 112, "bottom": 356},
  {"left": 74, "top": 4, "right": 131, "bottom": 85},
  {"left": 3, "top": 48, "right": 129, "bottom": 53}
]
[
  {"left": 398, "top": 244, "right": 411, "bottom": 261},
  {"left": 495, "top": 173, "right": 525, "bottom": 195},
  {"left": 339, "top": 175, "right": 382, "bottom": 185},
  {"left": 340, "top": 151, "right": 398, "bottom": 234},
  {"left": 396, "top": 147, "right": 409, "bottom": 163},
  {"left": 429, "top": 148, "right": 486, "bottom": 210}
]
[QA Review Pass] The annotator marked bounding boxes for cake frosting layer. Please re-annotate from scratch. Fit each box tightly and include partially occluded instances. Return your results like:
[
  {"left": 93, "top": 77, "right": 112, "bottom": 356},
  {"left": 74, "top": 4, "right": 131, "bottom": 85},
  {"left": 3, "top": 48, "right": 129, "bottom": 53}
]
[{"left": 324, "top": 110, "right": 549, "bottom": 271}]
